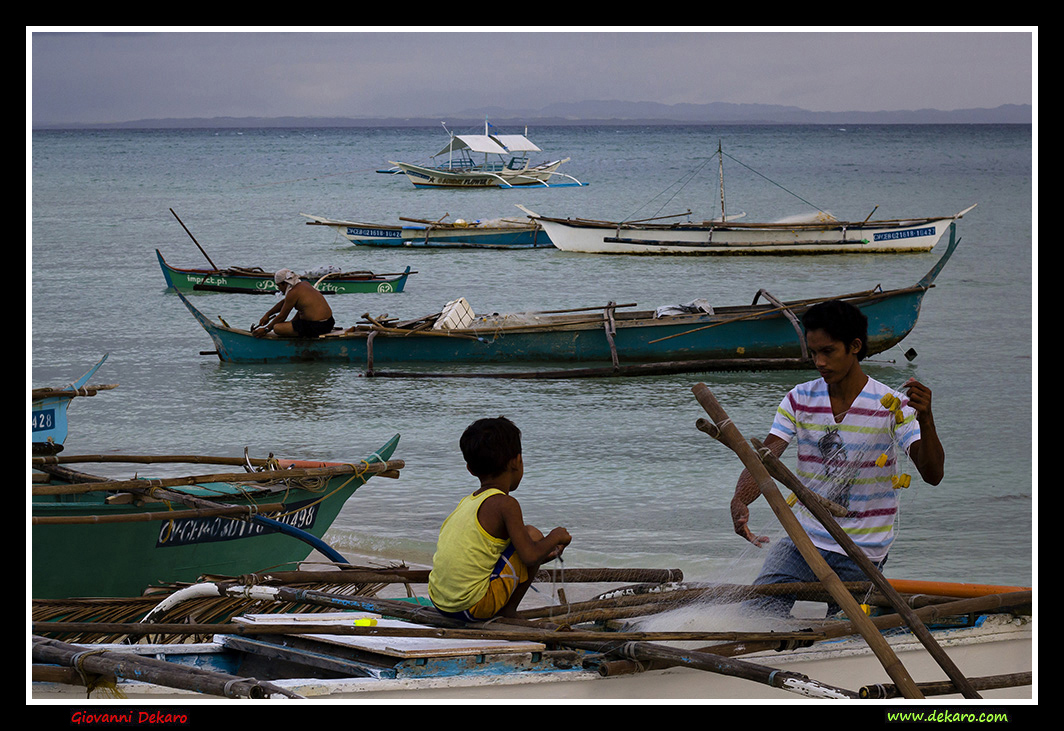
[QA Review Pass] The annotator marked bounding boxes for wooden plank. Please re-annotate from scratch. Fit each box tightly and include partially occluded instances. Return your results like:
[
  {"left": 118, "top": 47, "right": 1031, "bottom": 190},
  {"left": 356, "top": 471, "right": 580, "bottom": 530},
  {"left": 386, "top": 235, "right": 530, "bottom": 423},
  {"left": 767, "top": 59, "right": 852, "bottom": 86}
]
[{"left": 233, "top": 613, "right": 544, "bottom": 659}]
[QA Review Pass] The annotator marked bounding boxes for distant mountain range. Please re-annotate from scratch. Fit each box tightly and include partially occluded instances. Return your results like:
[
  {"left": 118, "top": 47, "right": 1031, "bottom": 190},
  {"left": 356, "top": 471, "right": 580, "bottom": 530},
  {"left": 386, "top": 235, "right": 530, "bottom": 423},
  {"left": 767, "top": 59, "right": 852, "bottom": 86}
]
[{"left": 34, "top": 100, "right": 1032, "bottom": 129}]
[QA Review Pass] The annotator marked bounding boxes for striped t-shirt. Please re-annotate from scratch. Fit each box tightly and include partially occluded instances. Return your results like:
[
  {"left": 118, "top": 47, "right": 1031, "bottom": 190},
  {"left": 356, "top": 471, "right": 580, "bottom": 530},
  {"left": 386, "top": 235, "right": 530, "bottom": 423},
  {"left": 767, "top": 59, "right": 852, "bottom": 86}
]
[{"left": 769, "top": 376, "right": 921, "bottom": 562}]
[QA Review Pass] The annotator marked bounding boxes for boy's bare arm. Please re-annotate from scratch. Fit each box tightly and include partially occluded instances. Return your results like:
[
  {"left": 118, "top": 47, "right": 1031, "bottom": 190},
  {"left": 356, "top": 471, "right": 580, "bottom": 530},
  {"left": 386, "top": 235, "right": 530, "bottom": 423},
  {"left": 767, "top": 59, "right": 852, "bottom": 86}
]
[{"left": 495, "top": 495, "right": 570, "bottom": 566}]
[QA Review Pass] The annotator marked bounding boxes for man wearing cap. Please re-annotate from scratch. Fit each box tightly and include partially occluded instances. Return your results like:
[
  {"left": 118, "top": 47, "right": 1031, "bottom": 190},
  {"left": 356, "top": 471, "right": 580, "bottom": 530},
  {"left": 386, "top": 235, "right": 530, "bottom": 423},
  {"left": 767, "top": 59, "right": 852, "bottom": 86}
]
[{"left": 253, "top": 269, "right": 335, "bottom": 338}]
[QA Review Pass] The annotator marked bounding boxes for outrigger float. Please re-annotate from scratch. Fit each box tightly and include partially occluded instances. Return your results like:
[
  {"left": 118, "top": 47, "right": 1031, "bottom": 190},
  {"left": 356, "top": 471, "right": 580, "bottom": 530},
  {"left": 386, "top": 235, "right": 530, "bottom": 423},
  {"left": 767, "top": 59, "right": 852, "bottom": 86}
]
[{"left": 30, "top": 386, "right": 1031, "bottom": 701}]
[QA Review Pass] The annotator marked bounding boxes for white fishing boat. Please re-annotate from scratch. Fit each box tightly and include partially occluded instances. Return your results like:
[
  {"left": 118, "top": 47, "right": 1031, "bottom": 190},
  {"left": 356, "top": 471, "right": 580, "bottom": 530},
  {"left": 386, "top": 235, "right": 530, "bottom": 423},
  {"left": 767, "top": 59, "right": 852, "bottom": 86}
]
[
  {"left": 523, "top": 142, "right": 976, "bottom": 254},
  {"left": 388, "top": 121, "right": 585, "bottom": 189}
]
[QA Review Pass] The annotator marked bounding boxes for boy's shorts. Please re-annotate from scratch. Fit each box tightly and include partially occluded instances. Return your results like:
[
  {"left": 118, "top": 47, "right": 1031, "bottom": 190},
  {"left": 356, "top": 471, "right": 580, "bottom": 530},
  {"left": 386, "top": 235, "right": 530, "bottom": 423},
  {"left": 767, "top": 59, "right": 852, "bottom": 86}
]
[{"left": 435, "top": 544, "right": 529, "bottom": 622}]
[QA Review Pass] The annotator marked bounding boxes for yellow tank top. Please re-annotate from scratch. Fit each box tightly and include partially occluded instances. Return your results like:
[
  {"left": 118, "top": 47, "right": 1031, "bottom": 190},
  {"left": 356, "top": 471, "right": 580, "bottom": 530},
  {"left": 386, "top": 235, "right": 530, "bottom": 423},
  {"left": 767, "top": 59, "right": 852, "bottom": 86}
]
[{"left": 428, "top": 488, "right": 509, "bottom": 612}]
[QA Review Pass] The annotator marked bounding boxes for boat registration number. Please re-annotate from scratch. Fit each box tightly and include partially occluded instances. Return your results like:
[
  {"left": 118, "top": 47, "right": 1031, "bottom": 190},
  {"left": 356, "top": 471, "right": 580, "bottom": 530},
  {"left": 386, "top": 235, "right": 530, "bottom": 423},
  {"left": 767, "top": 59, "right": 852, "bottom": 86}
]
[
  {"left": 32, "top": 408, "right": 56, "bottom": 432},
  {"left": 873, "top": 226, "right": 936, "bottom": 242},
  {"left": 346, "top": 226, "right": 400, "bottom": 238},
  {"left": 156, "top": 498, "right": 320, "bottom": 547}
]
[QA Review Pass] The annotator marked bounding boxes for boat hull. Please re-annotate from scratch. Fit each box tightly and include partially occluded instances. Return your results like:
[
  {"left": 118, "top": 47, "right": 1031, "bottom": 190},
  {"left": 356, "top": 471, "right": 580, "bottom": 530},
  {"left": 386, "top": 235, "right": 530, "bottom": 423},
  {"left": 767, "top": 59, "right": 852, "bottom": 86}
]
[
  {"left": 156, "top": 250, "right": 412, "bottom": 294},
  {"left": 303, "top": 216, "right": 554, "bottom": 249},
  {"left": 31, "top": 589, "right": 1031, "bottom": 700},
  {"left": 536, "top": 206, "right": 975, "bottom": 255},
  {"left": 180, "top": 285, "right": 927, "bottom": 368},
  {"left": 394, "top": 160, "right": 569, "bottom": 188},
  {"left": 179, "top": 224, "right": 956, "bottom": 371},
  {"left": 31, "top": 436, "right": 399, "bottom": 599},
  {"left": 32, "top": 355, "right": 110, "bottom": 455}
]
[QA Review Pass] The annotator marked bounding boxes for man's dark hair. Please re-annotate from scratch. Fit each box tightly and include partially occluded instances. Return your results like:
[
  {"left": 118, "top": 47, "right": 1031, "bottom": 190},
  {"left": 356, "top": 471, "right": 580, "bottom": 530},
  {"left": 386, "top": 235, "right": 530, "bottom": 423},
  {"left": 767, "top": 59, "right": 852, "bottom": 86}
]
[
  {"left": 460, "top": 417, "right": 522, "bottom": 477},
  {"left": 802, "top": 300, "right": 869, "bottom": 360}
]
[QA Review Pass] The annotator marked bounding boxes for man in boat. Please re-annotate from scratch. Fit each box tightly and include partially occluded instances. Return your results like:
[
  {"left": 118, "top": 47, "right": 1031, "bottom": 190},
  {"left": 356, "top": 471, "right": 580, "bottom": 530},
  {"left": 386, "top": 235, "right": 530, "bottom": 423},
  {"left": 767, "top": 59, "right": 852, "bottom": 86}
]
[
  {"left": 428, "top": 417, "right": 571, "bottom": 620},
  {"left": 730, "top": 300, "right": 945, "bottom": 616},
  {"left": 253, "top": 269, "right": 335, "bottom": 338}
]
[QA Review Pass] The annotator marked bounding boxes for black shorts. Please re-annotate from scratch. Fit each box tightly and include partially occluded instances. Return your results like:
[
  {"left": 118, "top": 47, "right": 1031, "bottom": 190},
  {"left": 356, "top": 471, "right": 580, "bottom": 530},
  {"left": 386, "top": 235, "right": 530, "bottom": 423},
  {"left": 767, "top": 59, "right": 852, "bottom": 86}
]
[{"left": 292, "top": 316, "right": 335, "bottom": 337}]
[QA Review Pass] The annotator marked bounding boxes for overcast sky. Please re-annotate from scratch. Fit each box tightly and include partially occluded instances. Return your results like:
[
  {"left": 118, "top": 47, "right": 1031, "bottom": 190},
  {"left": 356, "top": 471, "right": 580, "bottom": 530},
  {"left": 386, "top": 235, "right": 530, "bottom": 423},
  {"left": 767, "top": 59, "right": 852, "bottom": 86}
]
[{"left": 27, "top": 28, "right": 1036, "bottom": 126}]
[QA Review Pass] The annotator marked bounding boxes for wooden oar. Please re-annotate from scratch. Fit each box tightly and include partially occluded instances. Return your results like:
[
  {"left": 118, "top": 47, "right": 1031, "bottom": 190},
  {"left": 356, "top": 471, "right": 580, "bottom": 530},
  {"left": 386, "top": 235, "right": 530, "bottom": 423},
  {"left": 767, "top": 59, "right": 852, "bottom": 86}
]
[
  {"left": 691, "top": 382, "right": 924, "bottom": 699},
  {"left": 749, "top": 436, "right": 982, "bottom": 699}
]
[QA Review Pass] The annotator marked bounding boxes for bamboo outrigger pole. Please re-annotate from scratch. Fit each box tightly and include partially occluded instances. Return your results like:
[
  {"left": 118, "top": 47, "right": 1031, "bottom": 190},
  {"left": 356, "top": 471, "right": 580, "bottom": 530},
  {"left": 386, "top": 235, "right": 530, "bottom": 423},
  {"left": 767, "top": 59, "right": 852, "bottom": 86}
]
[
  {"left": 750, "top": 436, "right": 982, "bottom": 699},
  {"left": 690, "top": 382, "right": 925, "bottom": 699}
]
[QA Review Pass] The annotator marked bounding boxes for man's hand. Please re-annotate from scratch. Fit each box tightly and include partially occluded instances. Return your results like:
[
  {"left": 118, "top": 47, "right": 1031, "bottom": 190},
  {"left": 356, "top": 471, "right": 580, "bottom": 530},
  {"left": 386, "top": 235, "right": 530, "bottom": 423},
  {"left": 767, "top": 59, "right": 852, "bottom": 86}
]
[{"left": 731, "top": 496, "right": 770, "bottom": 547}]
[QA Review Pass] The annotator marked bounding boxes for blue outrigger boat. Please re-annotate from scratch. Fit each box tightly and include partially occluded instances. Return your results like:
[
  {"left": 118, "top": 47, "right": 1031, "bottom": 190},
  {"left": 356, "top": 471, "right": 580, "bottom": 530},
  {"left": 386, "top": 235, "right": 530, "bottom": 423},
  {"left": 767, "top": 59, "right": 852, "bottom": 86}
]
[
  {"left": 31, "top": 354, "right": 115, "bottom": 455},
  {"left": 302, "top": 213, "right": 554, "bottom": 249},
  {"left": 178, "top": 224, "right": 960, "bottom": 375}
]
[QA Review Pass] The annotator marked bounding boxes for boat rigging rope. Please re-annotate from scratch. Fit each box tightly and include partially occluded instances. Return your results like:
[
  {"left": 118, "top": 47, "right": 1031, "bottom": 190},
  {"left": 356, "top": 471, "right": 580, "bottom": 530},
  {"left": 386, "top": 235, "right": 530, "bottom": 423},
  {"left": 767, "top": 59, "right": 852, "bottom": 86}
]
[
  {"left": 719, "top": 149, "right": 831, "bottom": 217},
  {"left": 623, "top": 155, "right": 714, "bottom": 223}
]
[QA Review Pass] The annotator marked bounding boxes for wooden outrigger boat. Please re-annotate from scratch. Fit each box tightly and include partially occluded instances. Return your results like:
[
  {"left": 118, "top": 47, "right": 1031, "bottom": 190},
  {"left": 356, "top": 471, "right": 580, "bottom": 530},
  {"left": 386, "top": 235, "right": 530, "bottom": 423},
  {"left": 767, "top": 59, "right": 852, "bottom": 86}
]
[
  {"left": 30, "top": 579, "right": 1032, "bottom": 701},
  {"left": 301, "top": 213, "right": 554, "bottom": 249},
  {"left": 31, "top": 354, "right": 116, "bottom": 455},
  {"left": 30, "top": 435, "right": 403, "bottom": 599},
  {"left": 387, "top": 120, "right": 585, "bottom": 189},
  {"left": 157, "top": 250, "right": 414, "bottom": 295},
  {"left": 177, "top": 223, "right": 960, "bottom": 375},
  {"left": 531, "top": 204, "right": 976, "bottom": 255},
  {"left": 522, "top": 142, "right": 975, "bottom": 254},
  {"left": 29, "top": 386, "right": 1031, "bottom": 701}
]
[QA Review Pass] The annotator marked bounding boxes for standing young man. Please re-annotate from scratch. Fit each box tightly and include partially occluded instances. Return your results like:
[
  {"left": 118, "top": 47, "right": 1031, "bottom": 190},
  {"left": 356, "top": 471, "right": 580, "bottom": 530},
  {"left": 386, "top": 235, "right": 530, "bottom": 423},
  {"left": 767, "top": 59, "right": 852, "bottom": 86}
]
[{"left": 731, "top": 300, "right": 945, "bottom": 615}]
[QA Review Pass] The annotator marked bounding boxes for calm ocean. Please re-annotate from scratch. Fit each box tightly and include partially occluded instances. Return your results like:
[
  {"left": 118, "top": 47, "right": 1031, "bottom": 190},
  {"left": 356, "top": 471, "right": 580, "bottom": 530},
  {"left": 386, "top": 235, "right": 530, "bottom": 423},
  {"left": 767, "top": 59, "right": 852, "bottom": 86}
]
[{"left": 29, "top": 123, "right": 1033, "bottom": 592}]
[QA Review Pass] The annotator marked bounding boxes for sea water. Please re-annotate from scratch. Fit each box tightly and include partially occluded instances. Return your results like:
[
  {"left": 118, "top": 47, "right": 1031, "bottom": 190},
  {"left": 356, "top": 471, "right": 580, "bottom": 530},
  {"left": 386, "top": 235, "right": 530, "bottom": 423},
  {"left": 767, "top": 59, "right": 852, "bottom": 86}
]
[{"left": 29, "top": 123, "right": 1034, "bottom": 592}]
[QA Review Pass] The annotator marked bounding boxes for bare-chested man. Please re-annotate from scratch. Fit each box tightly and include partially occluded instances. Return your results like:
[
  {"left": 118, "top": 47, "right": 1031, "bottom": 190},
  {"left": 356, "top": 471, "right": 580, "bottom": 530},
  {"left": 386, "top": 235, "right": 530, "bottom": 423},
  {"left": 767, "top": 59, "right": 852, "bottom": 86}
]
[{"left": 254, "top": 269, "right": 334, "bottom": 338}]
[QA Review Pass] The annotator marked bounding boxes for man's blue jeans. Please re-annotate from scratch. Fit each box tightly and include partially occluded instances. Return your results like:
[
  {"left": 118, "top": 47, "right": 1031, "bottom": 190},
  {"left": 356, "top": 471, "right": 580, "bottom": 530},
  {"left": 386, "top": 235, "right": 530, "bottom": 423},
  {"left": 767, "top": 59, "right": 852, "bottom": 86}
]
[{"left": 745, "top": 536, "right": 885, "bottom": 617}]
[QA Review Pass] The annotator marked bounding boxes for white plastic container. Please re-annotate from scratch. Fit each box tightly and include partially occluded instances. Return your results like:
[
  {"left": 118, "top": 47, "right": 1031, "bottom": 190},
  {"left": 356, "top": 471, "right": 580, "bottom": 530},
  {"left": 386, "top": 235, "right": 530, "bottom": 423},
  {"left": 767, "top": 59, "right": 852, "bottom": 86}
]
[{"left": 434, "top": 297, "right": 475, "bottom": 330}]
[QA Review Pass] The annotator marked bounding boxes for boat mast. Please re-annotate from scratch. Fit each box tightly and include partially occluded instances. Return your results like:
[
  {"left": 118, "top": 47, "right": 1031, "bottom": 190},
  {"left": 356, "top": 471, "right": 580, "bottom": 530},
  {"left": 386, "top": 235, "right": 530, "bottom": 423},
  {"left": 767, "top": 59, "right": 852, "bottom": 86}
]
[
  {"left": 442, "top": 121, "right": 454, "bottom": 169},
  {"left": 718, "top": 140, "right": 727, "bottom": 222}
]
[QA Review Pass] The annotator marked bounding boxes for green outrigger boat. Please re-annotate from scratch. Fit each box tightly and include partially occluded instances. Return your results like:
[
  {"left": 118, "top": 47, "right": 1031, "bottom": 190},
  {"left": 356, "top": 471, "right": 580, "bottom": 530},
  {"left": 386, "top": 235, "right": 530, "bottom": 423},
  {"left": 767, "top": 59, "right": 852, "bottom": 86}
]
[
  {"left": 157, "top": 249, "right": 414, "bottom": 295},
  {"left": 31, "top": 435, "right": 402, "bottom": 599}
]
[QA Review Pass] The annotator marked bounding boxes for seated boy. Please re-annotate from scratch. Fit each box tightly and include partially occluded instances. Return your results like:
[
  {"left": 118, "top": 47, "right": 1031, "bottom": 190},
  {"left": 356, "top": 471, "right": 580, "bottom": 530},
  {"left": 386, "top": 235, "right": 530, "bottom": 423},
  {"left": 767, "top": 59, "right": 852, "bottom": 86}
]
[{"left": 428, "top": 417, "right": 571, "bottom": 621}]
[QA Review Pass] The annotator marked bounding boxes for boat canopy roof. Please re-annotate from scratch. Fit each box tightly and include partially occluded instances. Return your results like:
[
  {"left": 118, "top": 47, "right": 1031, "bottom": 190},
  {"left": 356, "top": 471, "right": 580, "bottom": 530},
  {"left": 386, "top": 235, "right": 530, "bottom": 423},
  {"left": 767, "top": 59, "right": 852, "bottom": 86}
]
[{"left": 434, "top": 133, "right": 541, "bottom": 157}]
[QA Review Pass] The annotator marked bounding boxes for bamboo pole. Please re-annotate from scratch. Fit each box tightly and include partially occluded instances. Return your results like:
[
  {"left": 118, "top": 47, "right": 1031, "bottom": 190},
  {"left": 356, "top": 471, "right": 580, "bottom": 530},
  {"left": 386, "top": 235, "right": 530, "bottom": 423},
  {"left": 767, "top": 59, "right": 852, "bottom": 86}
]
[
  {"left": 32, "top": 502, "right": 287, "bottom": 525},
  {"left": 366, "top": 357, "right": 808, "bottom": 381},
  {"left": 253, "top": 567, "right": 683, "bottom": 586},
  {"left": 135, "top": 582, "right": 857, "bottom": 698},
  {"left": 861, "top": 672, "right": 1032, "bottom": 699},
  {"left": 751, "top": 436, "right": 982, "bottom": 698},
  {"left": 32, "top": 384, "right": 119, "bottom": 400},
  {"left": 601, "top": 590, "right": 1033, "bottom": 675},
  {"left": 35, "top": 453, "right": 280, "bottom": 467},
  {"left": 236, "top": 585, "right": 860, "bottom": 698},
  {"left": 31, "top": 459, "right": 404, "bottom": 496},
  {"left": 32, "top": 635, "right": 301, "bottom": 699},
  {"left": 170, "top": 208, "right": 219, "bottom": 271},
  {"left": 690, "top": 382, "right": 924, "bottom": 698},
  {"left": 32, "top": 620, "right": 826, "bottom": 645}
]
